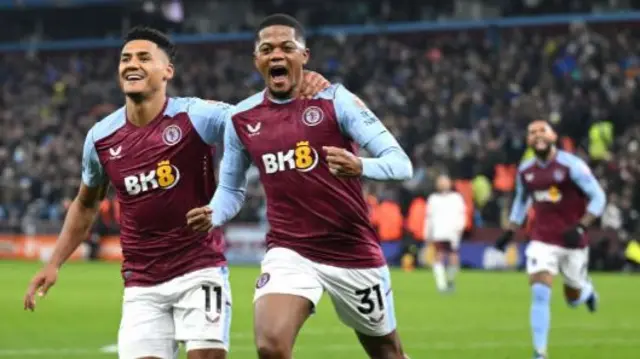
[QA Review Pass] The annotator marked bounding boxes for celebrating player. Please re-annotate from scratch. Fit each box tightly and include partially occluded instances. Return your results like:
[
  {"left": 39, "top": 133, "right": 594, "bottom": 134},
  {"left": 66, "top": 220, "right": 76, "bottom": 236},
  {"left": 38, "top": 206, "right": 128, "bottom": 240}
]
[
  {"left": 22, "top": 26, "right": 329, "bottom": 359},
  {"left": 494, "top": 120, "right": 606, "bottom": 359},
  {"left": 425, "top": 174, "right": 466, "bottom": 293},
  {"left": 186, "top": 13, "right": 413, "bottom": 359}
]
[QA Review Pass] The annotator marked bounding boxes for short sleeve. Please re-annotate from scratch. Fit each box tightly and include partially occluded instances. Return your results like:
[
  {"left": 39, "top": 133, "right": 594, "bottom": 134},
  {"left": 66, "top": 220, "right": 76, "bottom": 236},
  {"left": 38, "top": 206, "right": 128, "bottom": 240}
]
[
  {"left": 81, "top": 127, "right": 107, "bottom": 187},
  {"left": 188, "top": 98, "right": 235, "bottom": 145}
]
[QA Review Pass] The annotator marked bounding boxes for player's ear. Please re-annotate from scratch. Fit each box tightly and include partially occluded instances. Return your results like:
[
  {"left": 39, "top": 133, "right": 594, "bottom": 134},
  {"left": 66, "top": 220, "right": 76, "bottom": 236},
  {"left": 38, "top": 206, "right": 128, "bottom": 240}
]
[
  {"left": 253, "top": 44, "right": 261, "bottom": 70},
  {"left": 253, "top": 54, "right": 260, "bottom": 71},
  {"left": 302, "top": 48, "right": 310, "bottom": 65},
  {"left": 164, "top": 63, "right": 175, "bottom": 81}
]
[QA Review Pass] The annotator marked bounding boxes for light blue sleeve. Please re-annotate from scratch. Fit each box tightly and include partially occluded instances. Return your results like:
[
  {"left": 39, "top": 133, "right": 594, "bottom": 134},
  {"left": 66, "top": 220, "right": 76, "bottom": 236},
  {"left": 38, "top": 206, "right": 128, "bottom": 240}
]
[
  {"left": 567, "top": 156, "right": 606, "bottom": 217},
  {"left": 188, "top": 98, "right": 234, "bottom": 145},
  {"left": 81, "top": 127, "right": 107, "bottom": 187},
  {"left": 509, "top": 173, "right": 532, "bottom": 225},
  {"left": 208, "top": 114, "right": 253, "bottom": 227},
  {"left": 333, "top": 85, "right": 413, "bottom": 181}
]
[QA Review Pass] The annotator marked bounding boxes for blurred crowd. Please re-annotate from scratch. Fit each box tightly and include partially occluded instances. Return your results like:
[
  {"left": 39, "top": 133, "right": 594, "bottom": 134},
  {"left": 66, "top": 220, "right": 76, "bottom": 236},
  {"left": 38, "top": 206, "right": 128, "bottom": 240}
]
[
  {"left": 0, "top": 9, "right": 639, "bottom": 261},
  {"left": 0, "top": 0, "right": 631, "bottom": 43}
]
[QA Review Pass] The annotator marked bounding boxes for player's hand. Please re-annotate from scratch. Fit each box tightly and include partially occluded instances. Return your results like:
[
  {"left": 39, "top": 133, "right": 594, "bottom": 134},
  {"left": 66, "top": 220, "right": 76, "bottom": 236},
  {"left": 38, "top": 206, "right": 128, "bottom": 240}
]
[
  {"left": 299, "top": 70, "right": 330, "bottom": 99},
  {"left": 494, "top": 230, "right": 514, "bottom": 252},
  {"left": 323, "top": 146, "right": 363, "bottom": 177},
  {"left": 186, "top": 206, "right": 214, "bottom": 232},
  {"left": 562, "top": 224, "right": 585, "bottom": 248},
  {"left": 24, "top": 265, "right": 58, "bottom": 312}
]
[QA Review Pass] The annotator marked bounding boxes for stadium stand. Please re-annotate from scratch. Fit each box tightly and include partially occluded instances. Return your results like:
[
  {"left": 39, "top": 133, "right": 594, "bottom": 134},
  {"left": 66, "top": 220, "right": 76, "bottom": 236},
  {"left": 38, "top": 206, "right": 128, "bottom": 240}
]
[{"left": 0, "top": 0, "right": 638, "bottom": 271}]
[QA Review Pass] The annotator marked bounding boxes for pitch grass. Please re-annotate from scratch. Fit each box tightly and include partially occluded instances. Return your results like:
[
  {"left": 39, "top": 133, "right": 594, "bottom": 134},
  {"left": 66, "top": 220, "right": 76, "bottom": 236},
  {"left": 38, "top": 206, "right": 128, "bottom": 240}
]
[{"left": 0, "top": 261, "right": 637, "bottom": 358}]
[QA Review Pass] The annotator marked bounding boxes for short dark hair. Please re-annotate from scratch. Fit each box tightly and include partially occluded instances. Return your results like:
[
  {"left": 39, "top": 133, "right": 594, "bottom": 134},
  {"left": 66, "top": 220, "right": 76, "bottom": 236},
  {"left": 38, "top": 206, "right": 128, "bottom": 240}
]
[
  {"left": 255, "top": 13, "right": 305, "bottom": 43},
  {"left": 123, "top": 26, "right": 176, "bottom": 61}
]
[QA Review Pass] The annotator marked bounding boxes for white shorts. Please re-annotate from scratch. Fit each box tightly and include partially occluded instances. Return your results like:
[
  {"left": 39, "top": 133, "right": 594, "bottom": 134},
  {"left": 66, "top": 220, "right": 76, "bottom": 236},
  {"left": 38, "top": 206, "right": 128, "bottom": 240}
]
[
  {"left": 525, "top": 240, "right": 590, "bottom": 289},
  {"left": 118, "top": 267, "right": 232, "bottom": 359},
  {"left": 254, "top": 247, "right": 397, "bottom": 337}
]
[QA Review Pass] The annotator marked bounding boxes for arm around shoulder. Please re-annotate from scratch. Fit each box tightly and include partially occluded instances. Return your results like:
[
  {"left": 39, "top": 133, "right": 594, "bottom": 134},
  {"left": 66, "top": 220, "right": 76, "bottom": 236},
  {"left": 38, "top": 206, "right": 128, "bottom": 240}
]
[{"left": 208, "top": 119, "right": 252, "bottom": 227}]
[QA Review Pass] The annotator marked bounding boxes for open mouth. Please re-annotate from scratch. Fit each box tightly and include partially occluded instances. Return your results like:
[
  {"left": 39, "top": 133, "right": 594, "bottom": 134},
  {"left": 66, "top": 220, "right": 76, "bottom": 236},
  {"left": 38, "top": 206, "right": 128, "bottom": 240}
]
[
  {"left": 124, "top": 73, "right": 144, "bottom": 82},
  {"left": 534, "top": 138, "right": 547, "bottom": 148},
  {"left": 269, "top": 66, "right": 289, "bottom": 83}
]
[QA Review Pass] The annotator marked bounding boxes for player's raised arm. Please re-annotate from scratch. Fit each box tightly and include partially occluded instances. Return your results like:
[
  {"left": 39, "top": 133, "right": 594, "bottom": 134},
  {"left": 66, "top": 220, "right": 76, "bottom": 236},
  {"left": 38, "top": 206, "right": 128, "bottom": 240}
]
[
  {"left": 186, "top": 115, "right": 252, "bottom": 232},
  {"left": 188, "top": 97, "right": 234, "bottom": 145},
  {"left": 24, "top": 127, "right": 108, "bottom": 311},
  {"left": 327, "top": 85, "right": 413, "bottom": 181},
  {"left": 495, "top": 170, "right": 531, "bottom": 250}
]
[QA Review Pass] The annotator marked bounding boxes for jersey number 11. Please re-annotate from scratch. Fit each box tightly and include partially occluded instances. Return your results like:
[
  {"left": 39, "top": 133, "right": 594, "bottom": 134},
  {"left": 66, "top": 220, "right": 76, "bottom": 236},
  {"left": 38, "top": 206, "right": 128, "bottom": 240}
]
[{"left": 201, "top": 284, "right": 222, "bottom": 313}]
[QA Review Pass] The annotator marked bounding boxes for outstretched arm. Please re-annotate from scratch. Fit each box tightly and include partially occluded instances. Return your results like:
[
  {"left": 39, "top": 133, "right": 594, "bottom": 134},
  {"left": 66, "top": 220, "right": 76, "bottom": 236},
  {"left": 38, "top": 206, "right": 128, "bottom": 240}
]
[
  {"left": 50, "top": 127, "right": 109, "bottom": 268},
  {"left": 25, "top": 128, "right": 108, "bottom": 311}
]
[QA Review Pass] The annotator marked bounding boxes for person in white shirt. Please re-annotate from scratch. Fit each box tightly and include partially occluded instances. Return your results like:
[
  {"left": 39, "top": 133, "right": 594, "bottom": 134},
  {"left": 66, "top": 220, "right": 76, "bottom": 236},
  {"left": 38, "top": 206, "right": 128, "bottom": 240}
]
[{"left": 425, "top": 174, "right": 466, "bottom": 292}]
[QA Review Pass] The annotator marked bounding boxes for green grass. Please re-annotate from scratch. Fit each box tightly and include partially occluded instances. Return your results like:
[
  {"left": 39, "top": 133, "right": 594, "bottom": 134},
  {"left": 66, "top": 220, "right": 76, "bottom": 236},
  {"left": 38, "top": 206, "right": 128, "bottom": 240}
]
[{"left": 0, "top": 261, "right": 637, "bottom": 358}]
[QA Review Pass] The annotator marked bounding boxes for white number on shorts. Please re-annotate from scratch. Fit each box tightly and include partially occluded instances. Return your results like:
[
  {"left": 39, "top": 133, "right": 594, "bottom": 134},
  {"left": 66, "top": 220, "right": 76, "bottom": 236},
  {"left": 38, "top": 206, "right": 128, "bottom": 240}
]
[
  {"left": 355, "top": 284, "right": 384, "bottom": 315},
  {"left": 201, "top": 285, "right": 222, "bottom": 313}
]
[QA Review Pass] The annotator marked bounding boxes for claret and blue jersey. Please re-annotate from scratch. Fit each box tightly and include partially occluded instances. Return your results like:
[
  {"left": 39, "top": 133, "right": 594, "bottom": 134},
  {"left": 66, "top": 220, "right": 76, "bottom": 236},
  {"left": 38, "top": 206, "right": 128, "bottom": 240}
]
[
  {"left": 209, "top": 84, "right": 413, "bottom": 268},
  {"left": 82, "top": 97, "right": 232, "bottom": 286},
  {"left": 509, "top": 150, "right": 606, "bottom": 248}
]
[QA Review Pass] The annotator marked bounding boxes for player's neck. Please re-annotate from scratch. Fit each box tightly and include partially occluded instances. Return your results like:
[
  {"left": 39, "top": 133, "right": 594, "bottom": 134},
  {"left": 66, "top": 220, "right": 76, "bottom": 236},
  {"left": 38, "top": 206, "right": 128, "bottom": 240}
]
[
  {"left": 537, "top": 147, "right": 557, "bottom": 163},
  {"left": 126, "top": 94, "right": 167, "bottom": 127},
  {"left": 266, "top": 83, "right": 301, "bottom": 103}
]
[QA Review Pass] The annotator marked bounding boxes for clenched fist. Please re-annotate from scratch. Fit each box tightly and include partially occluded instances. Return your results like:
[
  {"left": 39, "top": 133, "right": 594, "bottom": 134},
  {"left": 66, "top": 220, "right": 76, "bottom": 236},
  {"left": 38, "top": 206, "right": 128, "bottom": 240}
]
[
  {"left": 186, "top": 206, "right": 214, "bottom": 232},
  {"left": 323, "top": 146, "right": 362, "bottom": 177}
]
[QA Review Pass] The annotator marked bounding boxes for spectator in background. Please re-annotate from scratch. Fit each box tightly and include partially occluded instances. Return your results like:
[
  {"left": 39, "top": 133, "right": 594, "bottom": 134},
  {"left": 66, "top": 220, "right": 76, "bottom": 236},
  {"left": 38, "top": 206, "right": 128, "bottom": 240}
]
[
  {"left": 371, "top": 188, "right": 405, "bottom": 266},
  {"left": 425, "top": 175, "right": 466, "bottom": 293},
  {"left": 601, "top": 194, "right": 622, "bottom": 232}
]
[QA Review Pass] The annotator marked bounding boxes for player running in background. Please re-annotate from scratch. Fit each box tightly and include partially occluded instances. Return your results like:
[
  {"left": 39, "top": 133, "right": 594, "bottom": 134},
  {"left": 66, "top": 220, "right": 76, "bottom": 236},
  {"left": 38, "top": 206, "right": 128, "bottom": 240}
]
[
  {"left": 494, "top": 120, "right": 606, "bottom": 359},
  {"left": 22, "top": 26, "right": 328, "bottom": 359},
  {"left": 186, "top": 14, "right": 413, "bottom": 359},
  {"left": 425, "top": 174, "right": 466, "bottom": 293}
]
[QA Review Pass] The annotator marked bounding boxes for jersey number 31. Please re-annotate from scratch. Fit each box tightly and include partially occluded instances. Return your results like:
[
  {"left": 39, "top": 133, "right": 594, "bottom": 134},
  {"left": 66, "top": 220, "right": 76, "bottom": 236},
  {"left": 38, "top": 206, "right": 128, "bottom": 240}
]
[{"left": 355, "top": 284, "right": 385, "bottom": 315}]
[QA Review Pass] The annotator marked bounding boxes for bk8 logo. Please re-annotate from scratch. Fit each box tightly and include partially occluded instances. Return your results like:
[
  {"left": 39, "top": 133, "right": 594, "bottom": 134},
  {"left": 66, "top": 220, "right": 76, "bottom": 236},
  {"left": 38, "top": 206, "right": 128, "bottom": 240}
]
[
  {"left": 533, "top": 185, "right": 562, "bottom": 203},
  {"left": 262, "top": 141, "right": 319, "bottom": 174},
  {"left": 124, "top": 160, "right": 181, "bottom": 195}
]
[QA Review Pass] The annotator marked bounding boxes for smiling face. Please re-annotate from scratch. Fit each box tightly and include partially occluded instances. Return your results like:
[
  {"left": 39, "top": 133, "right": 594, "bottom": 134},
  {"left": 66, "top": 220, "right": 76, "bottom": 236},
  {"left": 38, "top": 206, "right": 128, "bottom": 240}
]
[
  {"left": 118, "top": 39, "right": 174, "bottom": 102},
  {"left": 254, "top": 25, "right": 309, "bottom": 99},
  {"left": 527, "top": 120, "right": 557, "bottom": 159}
]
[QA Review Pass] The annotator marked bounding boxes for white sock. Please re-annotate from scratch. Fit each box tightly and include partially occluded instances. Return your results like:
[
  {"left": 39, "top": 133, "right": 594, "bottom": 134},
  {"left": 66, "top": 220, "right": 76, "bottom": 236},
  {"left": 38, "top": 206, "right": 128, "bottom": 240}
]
[
  {"left": 446, "top": 264, "right": 458, "bottom": 283},
  {"left": 433, "top": 262, "right": 447, "bottom": 291}
]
